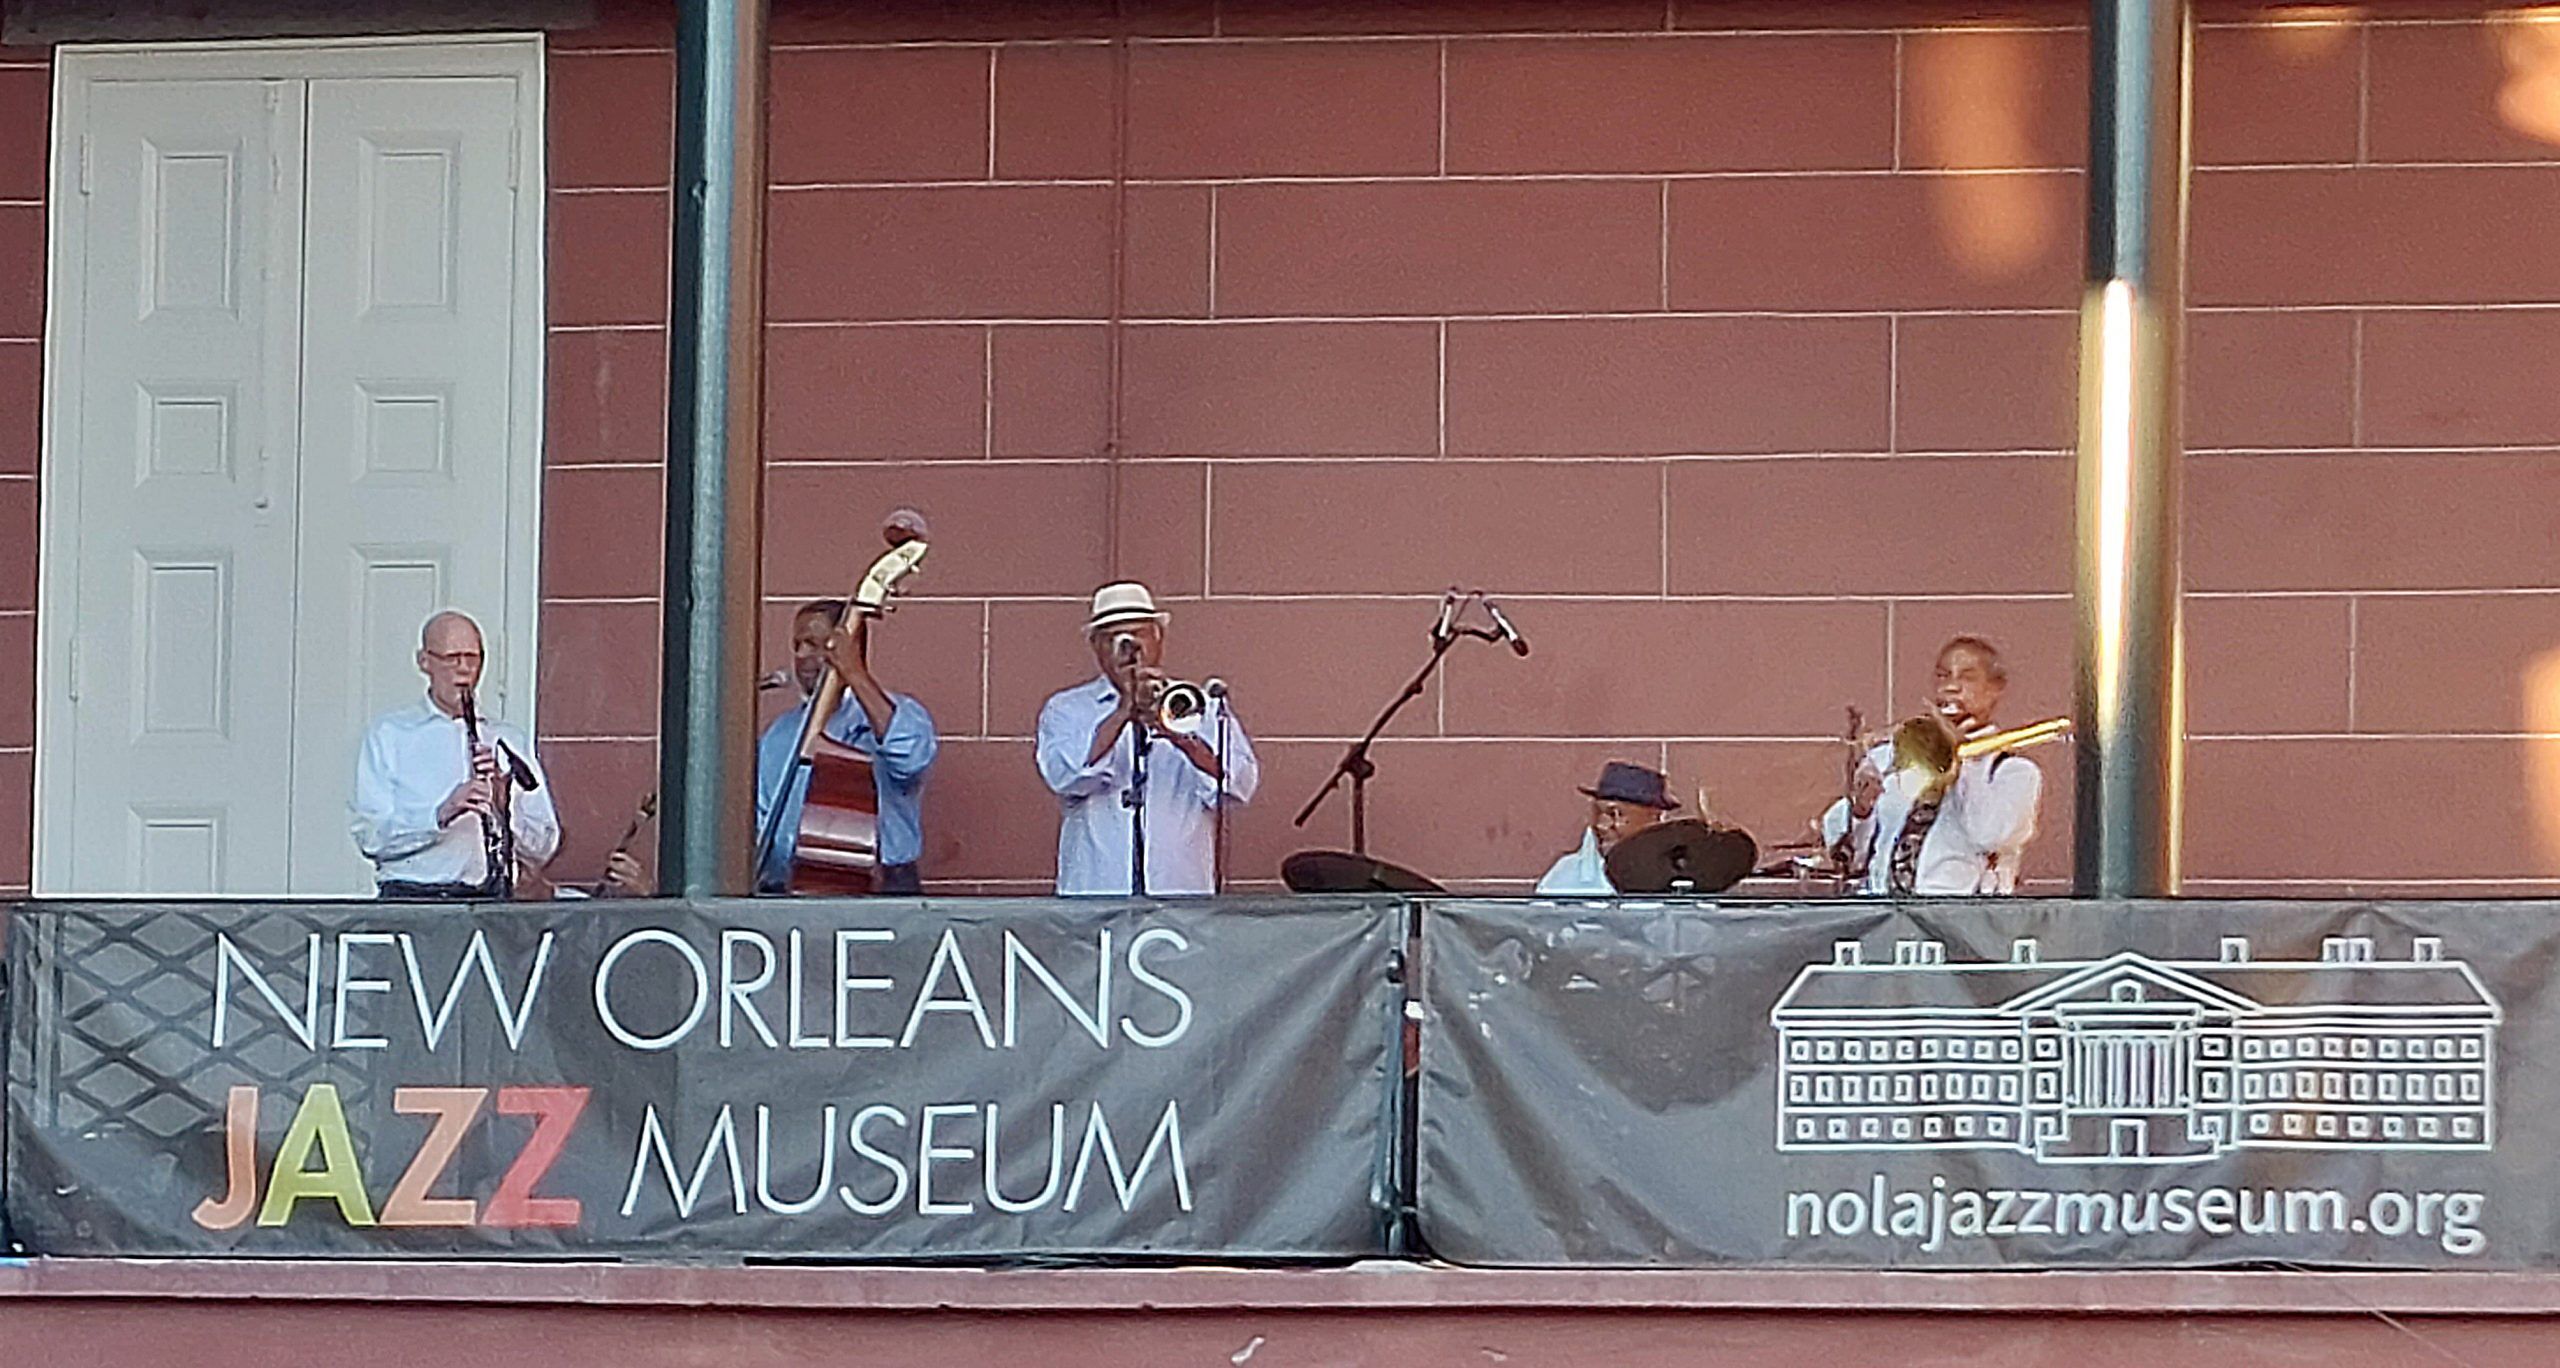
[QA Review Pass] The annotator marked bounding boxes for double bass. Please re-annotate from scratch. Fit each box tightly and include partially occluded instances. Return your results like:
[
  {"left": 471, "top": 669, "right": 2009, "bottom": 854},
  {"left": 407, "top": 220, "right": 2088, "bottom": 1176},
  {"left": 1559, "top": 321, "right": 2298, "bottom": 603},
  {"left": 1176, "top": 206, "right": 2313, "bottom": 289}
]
[{"left": 756, "top": 514, "right": 930, "bottom": 894}]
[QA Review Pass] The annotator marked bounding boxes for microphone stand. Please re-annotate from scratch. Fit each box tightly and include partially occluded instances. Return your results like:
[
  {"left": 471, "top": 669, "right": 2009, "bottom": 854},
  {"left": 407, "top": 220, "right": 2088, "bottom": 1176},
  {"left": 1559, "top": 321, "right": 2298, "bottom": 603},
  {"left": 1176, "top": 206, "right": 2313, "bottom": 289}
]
[
  {"left": 1115, "top": 637, "right": 1149, "bottom": 898},
  {"left": 1294, "top": 618, "right": 1506, "bottom": 856},
  {"left": 1208, "top": 680, "right": 1232, "bottom": 895},
  {"left": 1126, "top": 718, "right": 1151, "bottom": 898}
]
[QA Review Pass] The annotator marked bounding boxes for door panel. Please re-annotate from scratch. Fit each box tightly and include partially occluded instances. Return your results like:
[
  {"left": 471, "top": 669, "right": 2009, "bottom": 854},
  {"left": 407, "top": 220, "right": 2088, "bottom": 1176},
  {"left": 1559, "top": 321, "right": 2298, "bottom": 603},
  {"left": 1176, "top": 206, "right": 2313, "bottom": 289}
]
[
  {"left": 289, "top": 76, "right": 526, "bottom": 895},
  {"left": 63, "top": 78, "right": 305, "bottom": 895}
]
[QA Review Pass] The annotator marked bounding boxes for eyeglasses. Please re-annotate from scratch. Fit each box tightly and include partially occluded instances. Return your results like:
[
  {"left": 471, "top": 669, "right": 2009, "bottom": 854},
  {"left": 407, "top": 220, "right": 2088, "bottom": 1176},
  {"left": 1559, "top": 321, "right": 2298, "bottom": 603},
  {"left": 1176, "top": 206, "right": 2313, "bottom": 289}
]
[{"left": 422, "top": 650, "right": 484, "bottom": 668}]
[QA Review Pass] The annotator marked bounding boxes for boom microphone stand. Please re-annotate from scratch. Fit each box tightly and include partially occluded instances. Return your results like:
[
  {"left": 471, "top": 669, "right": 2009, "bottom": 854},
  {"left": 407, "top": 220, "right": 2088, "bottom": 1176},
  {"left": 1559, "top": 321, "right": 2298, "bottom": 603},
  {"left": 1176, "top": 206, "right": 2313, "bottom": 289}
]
[{"left": 1294, "top": 591, "right": 1513, "bottom": 855}]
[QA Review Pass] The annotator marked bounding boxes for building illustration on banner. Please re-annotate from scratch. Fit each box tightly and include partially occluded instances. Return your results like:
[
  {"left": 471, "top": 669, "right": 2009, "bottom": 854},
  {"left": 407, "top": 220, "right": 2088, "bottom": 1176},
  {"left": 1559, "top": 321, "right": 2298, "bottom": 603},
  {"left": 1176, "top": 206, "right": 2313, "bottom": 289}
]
[{"left": 1769, "top": 936, "right": 2500, "bottom": 1165}]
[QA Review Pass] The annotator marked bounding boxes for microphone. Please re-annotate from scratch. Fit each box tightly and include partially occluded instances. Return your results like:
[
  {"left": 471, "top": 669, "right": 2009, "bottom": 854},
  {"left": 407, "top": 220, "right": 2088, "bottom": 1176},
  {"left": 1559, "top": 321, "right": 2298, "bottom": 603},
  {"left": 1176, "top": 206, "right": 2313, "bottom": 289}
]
[
  {"left": 1204, "top": 677, "right": 1229, "bottom": 700},
  {"left": 1431, "top": 587, "right": 1459, "bottom": 646},
  {"left": 1484, "top": 599, "right": 1530, "bottom": 657},
  {"left": 756, "top": 669, "right": 793, "bottom": 692},
  {"left": 1112, "top": 632, "right": 1140, "bottom": 665},
  {"left": 495, "top": 738, "right": 542, "bottom": 792}
]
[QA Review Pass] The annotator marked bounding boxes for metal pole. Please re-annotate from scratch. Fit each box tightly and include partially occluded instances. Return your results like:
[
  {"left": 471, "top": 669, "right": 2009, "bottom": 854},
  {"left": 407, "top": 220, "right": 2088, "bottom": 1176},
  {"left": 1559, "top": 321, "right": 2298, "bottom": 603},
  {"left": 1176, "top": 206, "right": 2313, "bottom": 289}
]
[
  {"left": 2073, "top": 0, "right": 2190, "bottom": 896},
  {"left": 658, "top": 0, "right": 771, "bottom": 897}
]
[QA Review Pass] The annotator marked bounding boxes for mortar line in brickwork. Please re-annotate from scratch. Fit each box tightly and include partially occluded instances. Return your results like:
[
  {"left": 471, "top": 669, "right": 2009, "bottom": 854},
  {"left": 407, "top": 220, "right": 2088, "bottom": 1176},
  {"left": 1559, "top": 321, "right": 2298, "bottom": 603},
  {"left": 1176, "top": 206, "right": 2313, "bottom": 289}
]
[
  {"left": 2197, "top": 730, "right": 2560, "bottom": 742},
  {"left": 1435, "top": 321, "right": 1448, "bottom": 456},
  {"left": 982, "top": 328, "right": 996, "bottom": 457},
  {"left": 1141, "top": 25, "right": 2085, "bottom": 44},
  {"left": 1883, "top": 599, "right": 1898, "bottom": 707},
  {"left": 984, "top": 47, "right": 1000, "bottom": 179},
  {"left": 532, "top": 733, "right": 657, "bottom": 745},
  {"left": 1658, "top": 181, "right": 1671, "bottom": 309},
  {"left": 2350, "top": 313, "right": 2366, "bottom": 447},
  {"left": 1205, "top": 185, "right": 1219, "bottom": 314},
  {"left": 2357, "top": 24, "right": 2373, "bottom": 164},
  {"left": 1437, "top": 40, "right": 1449, "bottom": 176},
  {"left": 2346, "top": 596, "right": 2362, "bottom": 730},
  {"left": 1101, "top": 9, "right": 1134, "bottom": 580},
  {"left": 773, "top": 302, "right": 2560, "bottom": 327},
  {"left": 1201, "top": 463, "right": 1215, "bottom": 595},
  {"left": 980, "top": 601, "right": 993, "bottom": 736},
  {"left": 1886, "top": 315, "right": 1900, "bottom": 452},
  {"left": 1657, "top": 463, "right": 1670, "bottom": 597},
  {"left": 1890, "top": 33, "right": 1905, "bottom": 170}
]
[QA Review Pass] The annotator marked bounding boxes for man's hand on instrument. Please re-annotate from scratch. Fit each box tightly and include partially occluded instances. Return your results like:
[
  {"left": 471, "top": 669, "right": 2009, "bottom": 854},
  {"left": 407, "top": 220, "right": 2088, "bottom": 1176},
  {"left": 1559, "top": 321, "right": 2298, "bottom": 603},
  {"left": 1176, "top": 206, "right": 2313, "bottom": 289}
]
[
  {"left": 439, "top": 774, "right": 497, "bottom": 826},
  {"left": 822, "top": 618, "right": 872, "bottom": 682},
  {"left": 1128, "top": 668, "right": 1174, "bottom": 733},
  {"left": 602, "top": 851, "right": 648, "bottom": 897}
]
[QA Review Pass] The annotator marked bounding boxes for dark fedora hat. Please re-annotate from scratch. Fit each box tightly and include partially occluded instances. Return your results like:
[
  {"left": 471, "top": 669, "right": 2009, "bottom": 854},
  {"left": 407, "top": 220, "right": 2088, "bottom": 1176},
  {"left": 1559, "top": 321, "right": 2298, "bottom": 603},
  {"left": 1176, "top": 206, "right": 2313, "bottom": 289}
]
[{"left": 1579, "top": 760, "right": 1680, "bottom": 811}]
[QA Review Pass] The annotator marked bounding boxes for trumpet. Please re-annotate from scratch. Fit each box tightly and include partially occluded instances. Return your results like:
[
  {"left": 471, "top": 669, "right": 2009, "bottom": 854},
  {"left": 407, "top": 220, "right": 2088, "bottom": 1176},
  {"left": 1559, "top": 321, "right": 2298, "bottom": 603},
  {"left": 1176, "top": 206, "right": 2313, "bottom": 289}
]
[{"left": 1147, "top": 678, "right": 1209, "bottom": 729}]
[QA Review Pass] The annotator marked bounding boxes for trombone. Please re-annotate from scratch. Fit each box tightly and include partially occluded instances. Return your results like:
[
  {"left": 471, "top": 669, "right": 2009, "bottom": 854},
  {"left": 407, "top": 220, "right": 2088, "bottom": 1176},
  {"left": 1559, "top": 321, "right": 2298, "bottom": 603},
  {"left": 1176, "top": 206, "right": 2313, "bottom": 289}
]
[{"left": 1891, "top": 712, "right": 2072, "bottom": 791}]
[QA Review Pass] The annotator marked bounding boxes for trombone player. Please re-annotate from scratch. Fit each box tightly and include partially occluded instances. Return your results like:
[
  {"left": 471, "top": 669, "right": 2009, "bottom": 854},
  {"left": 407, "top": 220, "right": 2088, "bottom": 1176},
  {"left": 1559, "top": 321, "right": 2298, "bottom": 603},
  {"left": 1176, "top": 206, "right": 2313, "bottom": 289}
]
[
  {"left": 1822, "top": 635, "right": 2050, "bottom": 896},
  {"left": 1037, "top": 582, "right": 1259, "bottom": 895}
]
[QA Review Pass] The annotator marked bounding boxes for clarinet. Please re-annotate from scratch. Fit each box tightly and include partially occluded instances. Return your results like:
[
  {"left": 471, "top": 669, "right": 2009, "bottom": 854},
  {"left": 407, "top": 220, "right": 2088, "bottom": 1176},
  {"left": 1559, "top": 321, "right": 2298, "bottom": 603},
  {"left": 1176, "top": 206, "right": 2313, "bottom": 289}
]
[{"left": 457, "top": 685, "right": 515, "bottom": 899}]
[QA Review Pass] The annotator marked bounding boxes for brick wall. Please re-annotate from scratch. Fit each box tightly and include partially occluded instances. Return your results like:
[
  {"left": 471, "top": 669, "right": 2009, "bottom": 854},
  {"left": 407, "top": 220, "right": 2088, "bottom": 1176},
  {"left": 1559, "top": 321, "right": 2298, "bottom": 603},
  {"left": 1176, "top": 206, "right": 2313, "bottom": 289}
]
[
  {"left": 6, "top": 2, "right": 2559, "bottom": 896},
  {"left": 537, "top": 0, "right": 2560, "bottom": 895}
]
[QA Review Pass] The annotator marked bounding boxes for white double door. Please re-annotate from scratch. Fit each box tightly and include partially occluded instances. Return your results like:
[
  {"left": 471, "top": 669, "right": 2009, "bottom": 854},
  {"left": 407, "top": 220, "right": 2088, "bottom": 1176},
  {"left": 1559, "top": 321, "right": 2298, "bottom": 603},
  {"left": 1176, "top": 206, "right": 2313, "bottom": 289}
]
[{"left": 41, "top": 41, "right": 546, "bottom": 896}]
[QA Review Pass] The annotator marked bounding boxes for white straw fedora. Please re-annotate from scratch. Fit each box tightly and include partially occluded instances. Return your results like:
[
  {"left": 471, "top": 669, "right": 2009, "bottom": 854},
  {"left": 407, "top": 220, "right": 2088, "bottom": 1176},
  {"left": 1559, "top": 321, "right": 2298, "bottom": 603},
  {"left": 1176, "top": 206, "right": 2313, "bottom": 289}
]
[{"left": 1086, "top": 581, "right": 1169, "bottom": 633}]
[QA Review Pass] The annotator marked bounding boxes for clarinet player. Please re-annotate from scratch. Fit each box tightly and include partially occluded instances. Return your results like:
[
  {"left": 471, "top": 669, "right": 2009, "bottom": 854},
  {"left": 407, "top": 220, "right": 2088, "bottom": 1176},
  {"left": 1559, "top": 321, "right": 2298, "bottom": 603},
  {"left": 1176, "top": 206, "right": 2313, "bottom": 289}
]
[{"left": 351, "top": 610, "right": 560, "bottom": 898}]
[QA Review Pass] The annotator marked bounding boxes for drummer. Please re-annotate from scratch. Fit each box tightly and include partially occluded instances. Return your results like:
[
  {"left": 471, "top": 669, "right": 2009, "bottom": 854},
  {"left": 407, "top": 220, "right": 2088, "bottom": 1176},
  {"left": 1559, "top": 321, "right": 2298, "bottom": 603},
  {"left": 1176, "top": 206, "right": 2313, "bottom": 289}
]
[{"left": 1535, "top": 761, "right": 1680, "bottom": 896}]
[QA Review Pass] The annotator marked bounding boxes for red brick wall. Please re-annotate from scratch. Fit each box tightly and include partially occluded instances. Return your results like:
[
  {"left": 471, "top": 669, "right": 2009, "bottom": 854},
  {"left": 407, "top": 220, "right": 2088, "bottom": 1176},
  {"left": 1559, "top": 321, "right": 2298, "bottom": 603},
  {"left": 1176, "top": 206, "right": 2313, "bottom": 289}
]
[{"left": 7, "top": 3, "right": 2560, "bottom": 897}]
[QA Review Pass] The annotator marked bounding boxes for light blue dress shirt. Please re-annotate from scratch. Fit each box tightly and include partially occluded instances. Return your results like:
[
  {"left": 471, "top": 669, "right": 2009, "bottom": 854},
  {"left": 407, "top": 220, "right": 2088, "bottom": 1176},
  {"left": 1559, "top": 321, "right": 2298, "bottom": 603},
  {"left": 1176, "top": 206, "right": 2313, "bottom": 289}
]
[
  {"left": 754, "top": 692, "right": 938, "bottom": 890},
  {"left": 1036, "top": 677, "right": 1258, "bottom": 896}
]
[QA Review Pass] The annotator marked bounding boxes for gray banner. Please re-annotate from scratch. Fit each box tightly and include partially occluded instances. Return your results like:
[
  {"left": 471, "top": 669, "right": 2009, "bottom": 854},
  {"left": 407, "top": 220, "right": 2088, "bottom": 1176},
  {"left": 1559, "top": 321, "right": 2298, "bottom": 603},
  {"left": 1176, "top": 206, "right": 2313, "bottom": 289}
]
[
  {"left": 8, "top": 896, "right": 1403, "bottom": 1260},
  {"left": 1419, "top": 899, "right": 2556, "bottom": 1269}
]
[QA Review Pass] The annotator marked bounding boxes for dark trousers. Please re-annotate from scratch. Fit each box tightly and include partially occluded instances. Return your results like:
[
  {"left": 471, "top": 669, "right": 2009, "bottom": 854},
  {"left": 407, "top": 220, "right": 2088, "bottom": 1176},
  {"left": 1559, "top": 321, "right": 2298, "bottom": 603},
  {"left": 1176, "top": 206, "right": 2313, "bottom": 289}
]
[{"left": 376, "top": 879, "right": 489, "bottom": 901}]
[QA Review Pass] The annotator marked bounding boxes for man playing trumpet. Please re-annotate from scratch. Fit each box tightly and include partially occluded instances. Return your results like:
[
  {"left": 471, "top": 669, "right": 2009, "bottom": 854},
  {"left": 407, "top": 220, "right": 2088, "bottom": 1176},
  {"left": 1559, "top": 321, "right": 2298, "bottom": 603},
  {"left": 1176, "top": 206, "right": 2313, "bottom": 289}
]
[
  {"left": 1821, "top": 635, "right": 2048, "bottom": 896},
  {"left": 1037, "top": 582, "right": 1258, "bottom": 896}
]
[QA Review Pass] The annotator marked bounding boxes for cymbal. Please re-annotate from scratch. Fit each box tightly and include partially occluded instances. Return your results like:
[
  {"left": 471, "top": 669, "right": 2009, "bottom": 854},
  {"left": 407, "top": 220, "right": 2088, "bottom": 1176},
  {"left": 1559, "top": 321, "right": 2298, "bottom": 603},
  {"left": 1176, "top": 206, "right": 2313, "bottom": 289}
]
[
  {"left": 1282, "top": 849, "right": 1446, "bottom": 895},
  {"left": 1604, "top": 820, "right": 1758, "bottom": 896}
]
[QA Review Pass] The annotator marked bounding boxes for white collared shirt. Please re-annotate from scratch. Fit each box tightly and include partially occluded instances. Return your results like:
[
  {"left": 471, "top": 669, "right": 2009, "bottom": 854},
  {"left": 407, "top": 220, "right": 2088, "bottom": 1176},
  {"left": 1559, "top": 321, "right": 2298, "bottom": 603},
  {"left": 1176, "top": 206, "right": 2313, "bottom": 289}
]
[
  {"left": 1862, "top": 755, "right": 2041, "bottom": 896},
  {"left": 1535, "top": 827, "right": 1616, "bottom": 897},
  {"left": 1822, "top": 734, "right": 2042, "bottom": 895},
  {"left": 350, "top": 697, "right": 561, "bottom": 888},
  {"left": 1036, "top": 676, "right": 1258, "bottom": 896}
]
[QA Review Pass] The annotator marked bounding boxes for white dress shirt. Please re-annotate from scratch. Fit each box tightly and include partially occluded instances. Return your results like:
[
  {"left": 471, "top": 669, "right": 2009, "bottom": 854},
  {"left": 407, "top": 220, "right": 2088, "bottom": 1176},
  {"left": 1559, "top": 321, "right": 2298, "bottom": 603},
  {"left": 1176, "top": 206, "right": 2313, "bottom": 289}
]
[
  {"left": 350, "top": 697, "right": 561, "bottom": 888},
  {"left": 1036, "top": 676, "right": 1258, "bottom": 896},
  {"left": 1857, "top": 751, "right": 2042, "bottom": 896},
  {"left": 1535, "top": 828, "right": 1616, "bottom": 896},
  {"left": 1819, "top": 741, "right": 1897, "bottom": 879}
]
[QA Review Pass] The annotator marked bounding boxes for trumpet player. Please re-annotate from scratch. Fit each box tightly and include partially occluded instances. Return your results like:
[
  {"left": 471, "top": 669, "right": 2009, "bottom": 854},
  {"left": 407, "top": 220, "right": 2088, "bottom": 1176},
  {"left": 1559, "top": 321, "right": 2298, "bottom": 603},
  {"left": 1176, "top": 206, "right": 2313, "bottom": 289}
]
[
  {"left": 1822, "top": 635, "right": 2046, "bottom": 896},
  {"left": 1037, "top": 582, "right": 1259, "bottom": 896}
]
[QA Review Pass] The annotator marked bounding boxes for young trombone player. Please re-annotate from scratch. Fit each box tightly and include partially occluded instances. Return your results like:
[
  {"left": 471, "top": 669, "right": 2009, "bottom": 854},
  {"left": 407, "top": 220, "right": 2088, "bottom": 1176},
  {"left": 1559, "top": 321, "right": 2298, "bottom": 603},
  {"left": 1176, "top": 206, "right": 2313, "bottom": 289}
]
[{"left": 1821, "top": 635, "right": 2059, "bottom": 896}]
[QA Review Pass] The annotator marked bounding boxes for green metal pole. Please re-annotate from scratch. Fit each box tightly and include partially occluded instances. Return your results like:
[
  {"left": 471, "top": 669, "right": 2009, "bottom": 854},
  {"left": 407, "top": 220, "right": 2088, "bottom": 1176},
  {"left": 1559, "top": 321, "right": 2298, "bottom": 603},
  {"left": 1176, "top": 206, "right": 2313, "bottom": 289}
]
[
  {"left": 2074, "top": 0, "right": 2190, "bottom": 896},
  {"left": 658, "top": 0, "right": 770, "bottom": 897}
]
